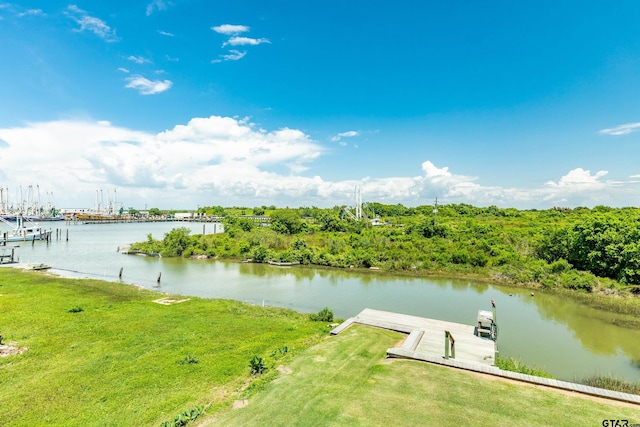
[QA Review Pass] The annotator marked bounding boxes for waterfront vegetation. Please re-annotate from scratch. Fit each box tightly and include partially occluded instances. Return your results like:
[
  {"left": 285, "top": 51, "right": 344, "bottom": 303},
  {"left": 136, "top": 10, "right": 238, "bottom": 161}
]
[{"left": 131, "top": 204, "right": 640, "bottom": 315}]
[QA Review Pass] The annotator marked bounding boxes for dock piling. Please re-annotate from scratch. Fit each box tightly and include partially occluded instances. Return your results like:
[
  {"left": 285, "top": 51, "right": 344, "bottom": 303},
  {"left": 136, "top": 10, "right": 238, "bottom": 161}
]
[{"left": 119, "top": 267, "right": 123, "bottom": 279}]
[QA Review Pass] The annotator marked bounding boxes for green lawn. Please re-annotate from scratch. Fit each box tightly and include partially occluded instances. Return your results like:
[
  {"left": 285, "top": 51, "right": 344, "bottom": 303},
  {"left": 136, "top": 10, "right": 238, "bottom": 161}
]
[
  {"left": 212, "top": 325, "right": 640, "bottom": 427},
  {"left": 2, "top": 269, "right": 639, "bottom": 426},
  {"left": 0, "top": 270, "right": 328, "bottom": 426}
]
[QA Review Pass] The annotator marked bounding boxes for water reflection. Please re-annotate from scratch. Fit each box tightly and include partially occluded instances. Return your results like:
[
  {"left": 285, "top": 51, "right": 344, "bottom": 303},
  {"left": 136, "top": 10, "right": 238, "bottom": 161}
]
[{"left": 10, "top": 221, "right": 640, "bottom": 382}]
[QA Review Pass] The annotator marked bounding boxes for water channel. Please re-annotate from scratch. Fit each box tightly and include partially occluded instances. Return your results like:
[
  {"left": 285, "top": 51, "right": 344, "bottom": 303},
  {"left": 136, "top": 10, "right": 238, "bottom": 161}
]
[{"left": 3, "top": 221, "right": 640, "bottom": 383}]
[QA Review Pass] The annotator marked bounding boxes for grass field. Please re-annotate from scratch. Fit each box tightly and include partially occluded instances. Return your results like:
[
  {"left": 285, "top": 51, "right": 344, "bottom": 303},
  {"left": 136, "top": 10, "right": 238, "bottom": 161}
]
[
  {"left": 2, "top": 269, "right": 639, "bottom": 426},
  {"left": 0, "top": 269, "right": 328, "bottom": 426},
  {"left": 212, "top": 325, "right": 640, "bottom": 427}
]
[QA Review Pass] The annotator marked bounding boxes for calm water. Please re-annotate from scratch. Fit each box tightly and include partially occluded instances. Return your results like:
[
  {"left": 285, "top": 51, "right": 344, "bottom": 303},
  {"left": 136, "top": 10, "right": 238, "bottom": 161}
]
[{"left": 4, "top": 221, "right": 640, "bottom": 382}]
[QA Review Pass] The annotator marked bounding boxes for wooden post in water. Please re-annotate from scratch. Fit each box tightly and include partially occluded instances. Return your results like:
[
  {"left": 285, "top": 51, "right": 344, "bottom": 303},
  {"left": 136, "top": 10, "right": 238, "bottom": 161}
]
[
  {"left": 202, "top": 224, "right": 205, "bottom": 235},
  {"left": 66, "top": 229, "right": 69, "bottom": 241},
  {"left": 157, "top": 272, "right": 162, "bottom": 283},
  {"left": 119, "top": 267, "right": 123, "bottom": 279}
]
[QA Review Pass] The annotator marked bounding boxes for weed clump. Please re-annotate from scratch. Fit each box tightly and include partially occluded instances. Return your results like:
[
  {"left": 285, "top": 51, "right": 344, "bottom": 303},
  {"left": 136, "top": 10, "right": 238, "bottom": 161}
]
[
  {"left": 249, "top": 355, "right": 267, "bottom": 375},
  {"left": 177, "top": 355, "right": 199, "bottom": 365},
  {"left": 495, "top": 356, "right": 553, "bottom": 378},
  {"left": 160, "top": 404, "right": 207, "bottom": 427},
  {"left": 580, "top": 375, "right": 640, "bottom": 395}
]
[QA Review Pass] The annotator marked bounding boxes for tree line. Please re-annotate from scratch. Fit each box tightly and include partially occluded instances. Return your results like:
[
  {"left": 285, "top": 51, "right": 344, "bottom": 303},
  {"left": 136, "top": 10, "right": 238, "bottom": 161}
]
[{"left": 129, "top": 204, "right": 640, "bottom": 295}]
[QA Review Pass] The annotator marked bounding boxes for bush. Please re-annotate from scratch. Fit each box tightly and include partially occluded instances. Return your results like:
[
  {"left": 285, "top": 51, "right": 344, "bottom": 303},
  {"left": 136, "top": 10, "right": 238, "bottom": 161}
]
[
  {"left": 68, "top": 306, "right": 84, "bottom": 313},
  {"left": 253, "top": 246, "right": 270, "bottom": 263},
  {"left": 549, "top": 258, "right": 571, "bottom": 274},
  {"left": 309, "top": 307, "right": 334, "bottom": 322},
  {"left": 558, "top": 270, "right": 596, "bottom": 292}
]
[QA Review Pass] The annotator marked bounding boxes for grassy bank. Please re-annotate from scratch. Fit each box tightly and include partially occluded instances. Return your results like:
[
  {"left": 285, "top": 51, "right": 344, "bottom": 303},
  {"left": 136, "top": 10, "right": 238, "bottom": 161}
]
[
  {"left": 0, "top": 269, "right": 328, "bottom": 426},
  {"left": 212, "top": 325, "right": 640, "bottom": 426}
]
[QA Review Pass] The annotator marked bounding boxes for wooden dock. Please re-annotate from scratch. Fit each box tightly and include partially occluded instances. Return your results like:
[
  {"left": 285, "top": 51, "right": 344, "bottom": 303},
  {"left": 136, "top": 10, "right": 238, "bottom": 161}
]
[
  {"left": 331, "top": 308, "right": 496, "bottom": 366},
  {"left": 331, "top": 308, "right": 640, "bottom": 405}
]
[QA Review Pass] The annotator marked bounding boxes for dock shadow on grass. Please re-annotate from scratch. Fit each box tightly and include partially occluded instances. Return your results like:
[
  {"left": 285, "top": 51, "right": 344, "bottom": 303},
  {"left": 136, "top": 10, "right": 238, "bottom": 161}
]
[{"left": 211, "top": 325, "right": 640, "bottom": 427}]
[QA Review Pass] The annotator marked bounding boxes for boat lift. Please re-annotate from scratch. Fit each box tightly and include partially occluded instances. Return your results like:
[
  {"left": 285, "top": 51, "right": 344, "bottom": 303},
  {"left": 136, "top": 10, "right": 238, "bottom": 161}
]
[{"left": 477, "top": 299, "right": 498, "bottom": 341}]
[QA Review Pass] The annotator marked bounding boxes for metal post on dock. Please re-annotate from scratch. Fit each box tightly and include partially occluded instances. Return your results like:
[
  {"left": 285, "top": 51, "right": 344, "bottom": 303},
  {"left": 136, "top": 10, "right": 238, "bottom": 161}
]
[{"left": 491, "top": 299, "right": 499, "bottom": 360}]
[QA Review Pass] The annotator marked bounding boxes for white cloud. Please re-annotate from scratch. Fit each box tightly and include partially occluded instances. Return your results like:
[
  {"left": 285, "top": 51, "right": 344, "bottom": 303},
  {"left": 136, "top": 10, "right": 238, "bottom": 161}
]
[
  {"left": 545, "top": 168, "right": 608, "bottom": 188},
  {"left": 0, "top": 117, "right": 638, "bottom": 209},
  {"left": 166, "top": 55, "right": 179, "bottom": 62},
  {"left": 158, "top": 30, "right": 174, "bottom": 37},
  {"left": 223, "top": 36, "right": 270, "bottom": 47},
  {"left": 146, "top": 0, "right": 168, "bottom": 16},
  {"left": 211, "top": 50, "right": 246, "bottom": 63},
  {"left": 17, "top": 9, "right": 43, "bottom": 17},
  {"left": 118, "top": 67, "right": 130, "bottom": 73},
  {"left": 598, "top": 122, "right": 640, "bottom": 136},
  {"left": 125, "top": 75, "right": 172, "bottom": 95},
  {"left": 212, "top": 24, "right": 250, "bottom": 35},
  {"left": 66, "top": 5, "right": 118, "bottom": 42},
  {"left": 331, "top": 130, "right": 360, "bottom": 142},
  {"left": 127, "top": 55, "right": 151, "bottom": 64}
]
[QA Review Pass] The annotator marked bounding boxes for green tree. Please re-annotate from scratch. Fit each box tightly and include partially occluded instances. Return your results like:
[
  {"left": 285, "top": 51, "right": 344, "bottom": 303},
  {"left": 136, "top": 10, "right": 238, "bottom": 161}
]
[
  {"left": 317, "top": 211, "right": 347, "bottom": 232},
  {"left": 148, "top": 207, "right": 162, "bottom": 216},
  {"left": 161, "top": 227, "right": 191, "bottom": 257},
  {"left": 270, "top": 210, "right": 304, "bottom": 234}
]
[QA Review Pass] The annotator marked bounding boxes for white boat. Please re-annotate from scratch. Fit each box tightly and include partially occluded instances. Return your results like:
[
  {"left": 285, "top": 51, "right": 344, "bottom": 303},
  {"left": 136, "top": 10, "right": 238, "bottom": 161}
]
[{"left": 0, "top": 215, "right": 52, "bottom": 243}]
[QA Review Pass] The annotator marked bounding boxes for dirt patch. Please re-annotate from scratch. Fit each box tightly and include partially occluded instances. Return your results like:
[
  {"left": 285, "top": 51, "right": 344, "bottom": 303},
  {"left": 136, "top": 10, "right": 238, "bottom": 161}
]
[
  {"left": 313, "top": 356, "right": 326, "bottom": 362},
  {"left": 232, "top": 399, "right": 248, "bottom": 409},
  {"left": 277, "top": 365, "right": 292, "bottom": 374},
  {"left": 153, "top": 297, "right": 190, "bottom": 305},
  {"left": 0, "top": 343, "right": 28, "bottom": 357}
]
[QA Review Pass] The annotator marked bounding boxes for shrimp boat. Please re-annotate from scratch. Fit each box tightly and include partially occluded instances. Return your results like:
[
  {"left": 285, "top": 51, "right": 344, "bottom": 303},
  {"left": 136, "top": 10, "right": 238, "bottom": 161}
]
[{"left": 0, "top": 215, "right": 53, "bottom": 243}]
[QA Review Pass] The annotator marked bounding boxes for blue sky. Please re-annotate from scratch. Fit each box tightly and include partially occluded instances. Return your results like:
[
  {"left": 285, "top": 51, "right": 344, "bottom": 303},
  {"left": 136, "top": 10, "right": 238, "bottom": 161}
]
[{"left": 1, "top": 1, "right": 640, "bottom": 210}]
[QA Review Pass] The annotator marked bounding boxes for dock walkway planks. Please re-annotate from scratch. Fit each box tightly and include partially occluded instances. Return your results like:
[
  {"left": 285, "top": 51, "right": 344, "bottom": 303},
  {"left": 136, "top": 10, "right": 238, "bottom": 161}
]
[
  {"left": 331, "top": 308, "right": 640, "bottom": 405},
  {"left": 331, "top": 308, "right": 496, "bottom": 366}
]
